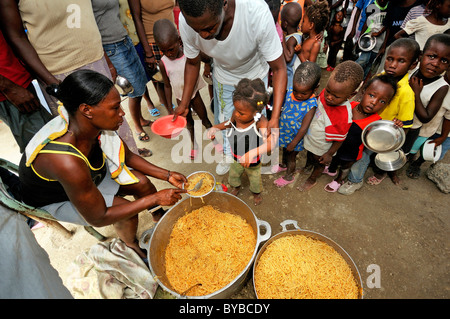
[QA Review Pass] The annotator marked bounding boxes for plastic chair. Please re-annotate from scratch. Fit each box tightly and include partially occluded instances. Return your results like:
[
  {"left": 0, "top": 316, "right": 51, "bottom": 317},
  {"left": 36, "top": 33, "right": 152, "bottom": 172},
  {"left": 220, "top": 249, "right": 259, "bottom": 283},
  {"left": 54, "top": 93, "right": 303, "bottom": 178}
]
[{"left": 0, "top": 158, "right": 106, "bottom": 241}]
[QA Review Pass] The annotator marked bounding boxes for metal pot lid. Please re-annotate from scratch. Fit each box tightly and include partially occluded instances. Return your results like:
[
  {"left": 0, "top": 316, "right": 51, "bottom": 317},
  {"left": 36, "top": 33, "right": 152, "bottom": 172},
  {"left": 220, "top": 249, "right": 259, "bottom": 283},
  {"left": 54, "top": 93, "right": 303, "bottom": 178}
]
[{"left": 362, "top": 120, "right": 406, "bottom": 153}]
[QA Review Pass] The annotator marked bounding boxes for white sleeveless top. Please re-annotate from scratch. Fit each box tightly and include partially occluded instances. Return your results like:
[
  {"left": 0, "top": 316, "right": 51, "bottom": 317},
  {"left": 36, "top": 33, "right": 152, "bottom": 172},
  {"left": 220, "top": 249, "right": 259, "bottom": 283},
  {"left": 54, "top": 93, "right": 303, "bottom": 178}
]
[
  {"left": 412, "top": 76, "right": 449, "bottom": 137},
  {"left": 160, "top": 54, "right": 205, "bottom": 100}
]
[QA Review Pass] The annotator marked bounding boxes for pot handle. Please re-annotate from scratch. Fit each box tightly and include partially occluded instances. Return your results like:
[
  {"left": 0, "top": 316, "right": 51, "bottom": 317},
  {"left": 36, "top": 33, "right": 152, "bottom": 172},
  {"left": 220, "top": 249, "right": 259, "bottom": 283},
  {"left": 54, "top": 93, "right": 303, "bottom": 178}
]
[
  {"left": 139, "top": 227, "right": 155, "bottom": 250},
  {"left": 257, "top": 219, "right": 271, "bottom": 244},
  {"left": 280, "top": 219, "right": 301, "bottom": 232}
]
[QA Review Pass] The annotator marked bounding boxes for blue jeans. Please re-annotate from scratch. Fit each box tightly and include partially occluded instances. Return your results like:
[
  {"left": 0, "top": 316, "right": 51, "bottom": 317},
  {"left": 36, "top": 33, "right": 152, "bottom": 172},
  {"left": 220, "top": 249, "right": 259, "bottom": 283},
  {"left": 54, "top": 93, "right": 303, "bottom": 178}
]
[
  {"left": 347, "top": 148, "right": 374, "bottom": 184},
  {"left": 103, "top": 36, "right": 148, "bottom": 98},
  {"left": 356, "top": 51, "right": 377, "bottom": 79}
]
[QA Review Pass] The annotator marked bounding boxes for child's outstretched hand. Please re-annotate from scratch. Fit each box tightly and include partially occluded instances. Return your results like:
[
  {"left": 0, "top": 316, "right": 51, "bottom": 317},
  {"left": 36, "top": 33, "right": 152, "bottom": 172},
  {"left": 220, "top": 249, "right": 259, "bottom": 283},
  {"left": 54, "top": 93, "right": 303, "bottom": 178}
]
[
  {"left": 294, "top": 43, "right": 302, "bottom": 53},
  {"left": 392, "top": 118, "right": 404, "bottom": 128},
  {"left": 207, "top": 127, "right": 219, "bottom": 140}
]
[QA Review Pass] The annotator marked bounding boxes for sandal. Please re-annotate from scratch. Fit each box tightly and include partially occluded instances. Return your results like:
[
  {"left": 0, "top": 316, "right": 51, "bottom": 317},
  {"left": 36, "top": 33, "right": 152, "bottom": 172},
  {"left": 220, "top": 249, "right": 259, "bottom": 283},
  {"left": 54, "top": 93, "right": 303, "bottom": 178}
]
[
  {"left": 270, "top": 164, "right": 287, "bottom": 174},
  {"left": 324, "top": 180, "right": 342, "bottom": 192},
  {"left": 137, "top": 131, "right": 150, "bottom": 142},
  {"left": 149, "top": 108, "right": 160, "bottom": 117},
  {"left": 406, "top": 164, "right": 421, "bottom": 179},
  {"left": 138, "top": 148, "right": 152, "bottom": 157},
  {"left": 323, "top": 165, "right": 337, "bottom": 177},
  {"left": 366, "top": 174, "right": 386, "bottom": 185},
  {"left": 274, "top": 176, "right": 295, "bottom": 187}
]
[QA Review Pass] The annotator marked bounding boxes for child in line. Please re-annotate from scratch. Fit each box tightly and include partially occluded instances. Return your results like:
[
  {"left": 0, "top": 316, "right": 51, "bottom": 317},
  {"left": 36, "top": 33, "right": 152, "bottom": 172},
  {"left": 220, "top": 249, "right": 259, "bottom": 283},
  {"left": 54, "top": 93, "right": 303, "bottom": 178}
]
[
  {"left": 280, "top": 1, "right": 303, "bottom": 88},
  {"left": 153, "top": 19, "right": 212, "bottom": 159},
  {"left": 207, "top": 79, "right": 274, "bottom": 206},
  {"left": 326, "top": 10, "right": 345, "bottom": 72},
  {"left": 274, "top": 62, "right": 322, "bottom": 187},
  {"left": 355, "top": 0, "right": 389, "bottom": 80},
  {"left": 299, "top": 60, "right": 365, "bottom": 191},
  {"left": 395, "top": 0, "right": 450, "bottom": 50},
  {"left": 299, "top": 0, "right": 330, "bottom": 63},
  {"left": 324, "top": 74, "right": 399, "bottom": 192},
  {"left": 406, "top": 34, "right": 450, "bottom": 178},
  {"left": 339, "top": 38, "right": 421, "bottom": 195}
]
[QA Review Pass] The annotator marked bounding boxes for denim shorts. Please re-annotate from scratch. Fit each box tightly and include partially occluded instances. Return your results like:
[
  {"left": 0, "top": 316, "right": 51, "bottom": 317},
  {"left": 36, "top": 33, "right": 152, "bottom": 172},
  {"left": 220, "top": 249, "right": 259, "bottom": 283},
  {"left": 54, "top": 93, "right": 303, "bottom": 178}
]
[{"left": 103, "top": 36, "right": 148, "bottom": 98}]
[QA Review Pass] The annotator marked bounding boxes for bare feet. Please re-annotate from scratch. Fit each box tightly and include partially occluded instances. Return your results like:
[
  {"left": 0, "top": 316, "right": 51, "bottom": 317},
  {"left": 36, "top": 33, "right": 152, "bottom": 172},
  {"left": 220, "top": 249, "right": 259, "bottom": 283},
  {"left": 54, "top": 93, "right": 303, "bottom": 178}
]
[
  {"left": 230, "top": 186, "right": 240, "bottom": 196},
  {"left": 140, "top": 119, "right": 153, "bottom": 127},
  {"left": 297, "top": 165, "right": 313, "bottom": 175},
  {"left": 253, "top": 193, "right": 262, "bottom": 206},
  {"left": 388, "top": 171, "right": 400, "bottom": 185},
  {"left": 297, "top": 178, "right": 317, "bottom": 191}
]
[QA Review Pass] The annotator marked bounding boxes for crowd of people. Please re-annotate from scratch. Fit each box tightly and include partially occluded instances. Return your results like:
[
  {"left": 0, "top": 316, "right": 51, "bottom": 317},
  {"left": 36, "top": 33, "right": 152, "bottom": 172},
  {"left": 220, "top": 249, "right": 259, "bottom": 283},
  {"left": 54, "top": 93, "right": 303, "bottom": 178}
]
[{"left": 0, "top": 0, "right": 449, "bottom": 279}]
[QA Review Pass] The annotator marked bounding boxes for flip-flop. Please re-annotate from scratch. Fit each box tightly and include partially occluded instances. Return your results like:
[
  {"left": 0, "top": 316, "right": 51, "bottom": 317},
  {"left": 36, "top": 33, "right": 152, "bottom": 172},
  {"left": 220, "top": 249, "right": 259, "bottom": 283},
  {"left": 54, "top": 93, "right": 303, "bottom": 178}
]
[
  {"left": 406, "top": 165, "right": 421, "bottom": 179},
  {"left": 366, "top": 174, "right": 386, "bottom": 185},
  {"left": 148, "top": 108, "right": 160, "bottom": 116},
  {"left": 137, "top": 131, "right": 150, "bottom": 142},
  {"left": 138, "top": 148, "right": 152, "bottom": 157},
  {"left": 323, "top": 165, "right": 337, "bottom": 176},
  {"left": 271, "top": 164, "right": 287, "bottom": 174},
  {"left": 324, "top": 180, "right": 342, "bottom": 192},
  {"left": 274, "top": 176, "right": 295, "bottom": 187}
]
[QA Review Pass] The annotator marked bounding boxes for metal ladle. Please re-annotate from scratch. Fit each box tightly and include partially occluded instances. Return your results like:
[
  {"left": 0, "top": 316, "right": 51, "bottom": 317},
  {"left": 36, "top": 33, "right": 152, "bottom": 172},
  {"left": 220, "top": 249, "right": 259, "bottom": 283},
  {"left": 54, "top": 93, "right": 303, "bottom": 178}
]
[{"left": 115, "top": 75, "right": 134, "bottom": 101}]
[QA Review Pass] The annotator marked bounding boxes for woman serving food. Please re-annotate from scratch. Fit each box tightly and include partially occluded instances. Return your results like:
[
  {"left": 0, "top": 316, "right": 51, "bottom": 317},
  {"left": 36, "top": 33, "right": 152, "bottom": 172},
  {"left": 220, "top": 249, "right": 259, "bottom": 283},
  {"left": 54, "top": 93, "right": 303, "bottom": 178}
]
[{"left": 18, "top": 70, "right": 187, "bottom": 258}]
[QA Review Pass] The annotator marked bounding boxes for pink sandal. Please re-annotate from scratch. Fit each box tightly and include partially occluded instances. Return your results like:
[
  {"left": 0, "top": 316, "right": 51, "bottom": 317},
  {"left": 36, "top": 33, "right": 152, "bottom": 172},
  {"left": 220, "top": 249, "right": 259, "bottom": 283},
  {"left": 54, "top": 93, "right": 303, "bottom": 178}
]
[
  {"left": 324, "top": 180, "right": 342, "bottom": 192},
  {"left": 274, "top": 176, "right": 295, "bottom": 187},
  {"left": 271, "top": 164, "right": 287, "bottom": 174},
  {"left": 323, "top": 165, "right": 337, "bottom": 176}
]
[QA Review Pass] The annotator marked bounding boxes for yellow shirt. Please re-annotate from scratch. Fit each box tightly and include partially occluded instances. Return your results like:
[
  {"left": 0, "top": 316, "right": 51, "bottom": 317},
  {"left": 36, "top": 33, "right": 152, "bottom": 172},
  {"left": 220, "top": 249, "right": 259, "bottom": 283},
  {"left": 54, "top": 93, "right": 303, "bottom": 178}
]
[{"left": 378, "top": 72, "right": 415, "bottom": 128}]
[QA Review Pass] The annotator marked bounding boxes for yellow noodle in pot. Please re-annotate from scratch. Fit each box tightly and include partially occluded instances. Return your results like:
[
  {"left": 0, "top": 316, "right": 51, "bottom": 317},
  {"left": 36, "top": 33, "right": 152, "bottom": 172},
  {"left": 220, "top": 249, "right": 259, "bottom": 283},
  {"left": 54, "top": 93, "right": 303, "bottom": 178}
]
[
  {"left": 186, "top": 172, "right": 215, "bottom": 197},
  {"left": 254, "top": 235, "right": 359, "bottom": 299},
  {"left": 165, "top": 205, "right": 256, "bottom": 296}
]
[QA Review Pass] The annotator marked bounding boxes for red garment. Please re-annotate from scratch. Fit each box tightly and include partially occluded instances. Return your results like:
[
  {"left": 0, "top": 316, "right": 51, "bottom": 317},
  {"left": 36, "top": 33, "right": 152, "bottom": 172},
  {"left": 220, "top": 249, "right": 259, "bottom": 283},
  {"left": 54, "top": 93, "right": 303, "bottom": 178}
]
[
  {"left": 319, "top": 89, "right": 352, "bottom": 142},
  {"left": 351, "top": 101, "right": 382, "bottom": 161},
  {"left": 0, "top": 30, "right": 32, "bottom": 102}
]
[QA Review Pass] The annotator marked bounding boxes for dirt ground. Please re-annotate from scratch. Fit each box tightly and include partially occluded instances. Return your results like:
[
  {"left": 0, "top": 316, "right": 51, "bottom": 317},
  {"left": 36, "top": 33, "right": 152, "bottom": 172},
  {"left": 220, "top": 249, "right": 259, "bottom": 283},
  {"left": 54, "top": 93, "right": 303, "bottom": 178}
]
[{"left": 1, "top": 70, "right": 449, "bottom": 299}]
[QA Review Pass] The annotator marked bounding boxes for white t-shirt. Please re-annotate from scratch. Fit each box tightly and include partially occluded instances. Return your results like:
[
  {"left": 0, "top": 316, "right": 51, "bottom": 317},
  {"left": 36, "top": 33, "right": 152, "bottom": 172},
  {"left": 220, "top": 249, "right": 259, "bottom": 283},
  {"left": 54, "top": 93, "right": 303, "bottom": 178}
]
[
  {"left": 403, "top": 15, "right": 450, "bottom": 50},
  {"left": 179, "top": 0, "right": 283, "bottom": 86}
]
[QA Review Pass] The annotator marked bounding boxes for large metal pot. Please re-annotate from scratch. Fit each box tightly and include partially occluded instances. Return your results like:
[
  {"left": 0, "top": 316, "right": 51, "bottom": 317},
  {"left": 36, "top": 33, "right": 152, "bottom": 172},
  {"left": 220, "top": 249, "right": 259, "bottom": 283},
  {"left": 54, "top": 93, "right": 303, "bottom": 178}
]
[
  {"left": 139, "top": 191, "right": 271, "bottom": 299},
  {"left": 252, "top": 220, "right": 363, "bottom": 299}
]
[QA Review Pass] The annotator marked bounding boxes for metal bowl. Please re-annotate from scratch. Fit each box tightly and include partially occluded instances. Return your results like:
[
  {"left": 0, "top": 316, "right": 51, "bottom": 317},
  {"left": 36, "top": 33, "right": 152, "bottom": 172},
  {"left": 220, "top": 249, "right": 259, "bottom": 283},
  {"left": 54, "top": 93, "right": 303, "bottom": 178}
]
[
  {"left": 358, "top": 34, "right": 376, "bottom": 52},
  {"left": 374, "top": 150, "right": 407, "bottom": 171},
  {"left": 253, "top": 220, "right": 363, "bottom": 299},
  {"left": 362, "top": 120, "right": 406, "bottom": 153},
  {"left": 182, "top": 171, "right": 216, "bottom": 198}
]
